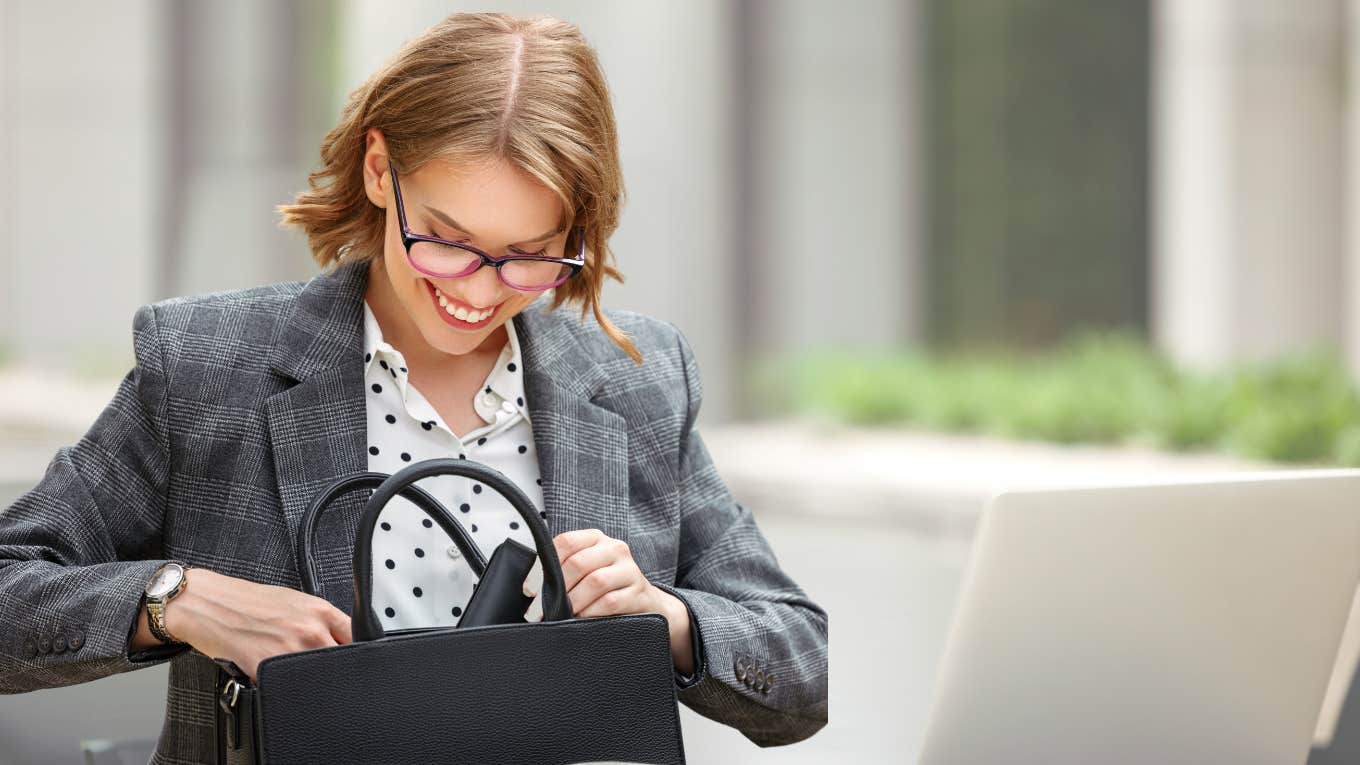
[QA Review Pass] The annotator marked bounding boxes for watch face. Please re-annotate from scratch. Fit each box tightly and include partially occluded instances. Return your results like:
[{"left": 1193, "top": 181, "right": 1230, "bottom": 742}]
[{"left": 147, "top": 564, "right": 183, "bottom": 598}]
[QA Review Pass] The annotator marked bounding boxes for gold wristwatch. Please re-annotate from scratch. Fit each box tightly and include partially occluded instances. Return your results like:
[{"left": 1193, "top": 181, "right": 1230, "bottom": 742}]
[{"left": 144, "top": 562, "right": 189, "bottom": 644}]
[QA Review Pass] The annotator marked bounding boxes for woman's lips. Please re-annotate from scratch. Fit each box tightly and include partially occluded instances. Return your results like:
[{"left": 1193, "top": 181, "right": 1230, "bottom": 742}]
[{"left": 425, "top": 280, "right": 498, "bottom": 329}]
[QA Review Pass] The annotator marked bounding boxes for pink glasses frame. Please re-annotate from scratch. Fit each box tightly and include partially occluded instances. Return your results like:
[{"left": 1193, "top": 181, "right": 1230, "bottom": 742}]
[{"left": 388, "top": 159, "right": 585, "bottom": 291}]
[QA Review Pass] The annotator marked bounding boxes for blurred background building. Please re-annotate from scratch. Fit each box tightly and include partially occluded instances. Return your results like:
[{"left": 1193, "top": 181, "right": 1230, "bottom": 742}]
[
  {"left": 6, "top": 1, "right": 1360, "bottom": 763},
  {"left": 5, "top": 0, "right": 1360, "bottom": 413}
]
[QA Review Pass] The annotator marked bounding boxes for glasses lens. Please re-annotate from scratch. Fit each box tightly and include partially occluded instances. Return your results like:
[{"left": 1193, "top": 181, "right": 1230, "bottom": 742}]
[
  {"left": 501, "top": 259, "right": 573, "bottom": 290},
  {"left": 410, "top": 240, "right": 479, "bottom": 276}
]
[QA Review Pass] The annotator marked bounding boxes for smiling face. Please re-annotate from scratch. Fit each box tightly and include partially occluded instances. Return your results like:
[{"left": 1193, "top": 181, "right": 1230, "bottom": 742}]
[{"left": 360, "top": 127, "right": 570, "bottom": 365}]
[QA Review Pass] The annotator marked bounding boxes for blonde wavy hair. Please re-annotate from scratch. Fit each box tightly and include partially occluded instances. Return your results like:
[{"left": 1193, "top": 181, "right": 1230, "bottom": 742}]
[{"left": 278, "top": 12, "right": 639, "bottom": 362}]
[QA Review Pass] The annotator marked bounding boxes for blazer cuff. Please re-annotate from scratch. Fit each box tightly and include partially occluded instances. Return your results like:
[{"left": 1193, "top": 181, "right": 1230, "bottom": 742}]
[
  {"left": 126, "top": 559, "right": 193, "bottom": 664},
  {"left": 651, "top": 580, "right": 707, "bottom": 689}
]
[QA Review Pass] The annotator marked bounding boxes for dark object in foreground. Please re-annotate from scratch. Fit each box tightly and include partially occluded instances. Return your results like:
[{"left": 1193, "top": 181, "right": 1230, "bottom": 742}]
[{"left": 214, "top": 457, "right": 685, "bottom": 765}]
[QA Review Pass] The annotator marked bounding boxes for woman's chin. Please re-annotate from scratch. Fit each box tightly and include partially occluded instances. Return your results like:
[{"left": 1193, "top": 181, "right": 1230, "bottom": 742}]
[{"left": 418, "top": 323, "right": 482, "bottom": 356}]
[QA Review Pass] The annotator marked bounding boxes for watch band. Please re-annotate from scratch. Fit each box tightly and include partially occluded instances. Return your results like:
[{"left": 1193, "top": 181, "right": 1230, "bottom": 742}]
[
  {"left": 147, "top": 598, "right": 179, "bottom": 643},
  {"left": 146, "top": 562, "right": 189, "bottom": 644}
]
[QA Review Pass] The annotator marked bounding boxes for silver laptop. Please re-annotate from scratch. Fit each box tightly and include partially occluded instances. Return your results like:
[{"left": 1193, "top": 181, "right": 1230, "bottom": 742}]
[{"left": 918, "top": 470, "right": 1360, "bottom": 765}]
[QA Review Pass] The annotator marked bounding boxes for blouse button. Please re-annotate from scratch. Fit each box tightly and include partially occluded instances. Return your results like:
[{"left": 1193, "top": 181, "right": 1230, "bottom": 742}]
[
  {"left": 500, "top": 401, "right": 515, "bottom": 414},
  {"left": 480, "top": 392, "right": 498, "bottom": 407},
  {"left": 446, "top": 545, "right": 462, "bottom": 560}
]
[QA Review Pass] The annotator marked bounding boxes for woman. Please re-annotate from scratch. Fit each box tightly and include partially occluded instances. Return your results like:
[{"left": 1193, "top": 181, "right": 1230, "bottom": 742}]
[{"left": 0, "top": 12, "right": 827, "bottom": 761}]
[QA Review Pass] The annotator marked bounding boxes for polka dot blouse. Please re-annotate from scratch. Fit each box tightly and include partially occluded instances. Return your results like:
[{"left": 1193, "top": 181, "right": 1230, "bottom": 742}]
[{"left": 361, "top": 300, "right": 547, "bottom": 630}]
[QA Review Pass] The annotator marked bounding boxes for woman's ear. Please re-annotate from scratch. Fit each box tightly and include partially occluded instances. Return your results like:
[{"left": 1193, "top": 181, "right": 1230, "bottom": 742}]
[{"left": 361, "top": 127, "right": 389, "bottom": 209}]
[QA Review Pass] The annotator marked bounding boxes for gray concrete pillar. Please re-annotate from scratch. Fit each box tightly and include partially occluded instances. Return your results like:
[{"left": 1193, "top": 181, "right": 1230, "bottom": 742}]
[
  {"left": 170, "top": 0, "right": 326, "bottom": 298},
  {"left": 1345, "top": 1, "right": 1360, "bottom": 382},
  {"left": 1153, "top": 0, "right": 1345, "bottom": 371},
  {"left": 3, "top": 0, "right": 166, "bottom": 372},
  {"left": 0, "top": 1, "right": 14, "bottom": 363},
  {"left": 753, "top": 0, "right": 922, "bottom": 356}
]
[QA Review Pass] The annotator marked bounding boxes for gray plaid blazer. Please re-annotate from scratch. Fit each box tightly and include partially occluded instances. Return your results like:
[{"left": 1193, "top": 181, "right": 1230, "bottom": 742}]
[{"left": 0, "top": 258, "right": 828, "bottom": 763}]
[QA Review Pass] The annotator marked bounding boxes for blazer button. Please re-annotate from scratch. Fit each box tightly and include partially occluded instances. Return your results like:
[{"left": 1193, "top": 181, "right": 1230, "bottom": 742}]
[
  {"left": 38, "top": 635, "right": 52, "bottom": 654},
  {"left": 734, "top": 658, "right": 746, "bottom": 682},
  {"left": 21, "top": 637, "right": 37, "bottom": 659},
  {"left": 762, "top": 674, "right": 774, "bottom": 694},
  {"left": 51, "top": 631, "right": 68, "bottom": 654},
  {"left": 68, "top": 629, "right": 85, "bottom": 652}
]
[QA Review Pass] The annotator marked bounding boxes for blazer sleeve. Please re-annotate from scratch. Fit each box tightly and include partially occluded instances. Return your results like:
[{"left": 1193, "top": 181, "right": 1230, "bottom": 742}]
[
  {"left": 0, "top": 303, "right": 190, "bottom": 694},
  {"left": 650, "top": 326, "right": 829, "bottom": 747}
]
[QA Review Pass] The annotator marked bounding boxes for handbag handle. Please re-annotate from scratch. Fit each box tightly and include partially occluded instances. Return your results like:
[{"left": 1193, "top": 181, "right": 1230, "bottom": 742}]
[
  {"left": 295, "top": 471, "right": 489, "bottom": 596},
  {"left": 352, "top": 458, "right": 571, "bottom": 641}
]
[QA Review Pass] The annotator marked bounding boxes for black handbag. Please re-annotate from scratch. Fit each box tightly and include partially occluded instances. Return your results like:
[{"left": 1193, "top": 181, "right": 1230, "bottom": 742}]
[{"left": 213, "top": 457, "right": 686, "bottom": 764}]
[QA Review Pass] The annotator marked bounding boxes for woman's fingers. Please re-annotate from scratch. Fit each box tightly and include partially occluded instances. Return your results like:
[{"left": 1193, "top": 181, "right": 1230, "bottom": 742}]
[
  {"left": 320, "top": 601, "right": 353, "bottom": 645},
  {"left": 332, "top": 616, "right": 353, "bottom": 645},
  {"left": 525, "top": 591, "right": 545, "bottom": 622},
  {"left": 552, "top": 528, "right": 606, "bottom": 572},
  {"left": 557, "top": 533, "right": 633, "bottom": 591},
  {"left": 567, "top": 562, "right": 635, "bottom": 615},
  {"left": 548, "top": 530, "right": 648, "bottom": 618}
]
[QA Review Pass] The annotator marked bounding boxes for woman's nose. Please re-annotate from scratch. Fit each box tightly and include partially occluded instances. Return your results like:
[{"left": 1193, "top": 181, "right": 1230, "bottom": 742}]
[{"left": 451, "top": 263, "right": 507, "bottom": 307}]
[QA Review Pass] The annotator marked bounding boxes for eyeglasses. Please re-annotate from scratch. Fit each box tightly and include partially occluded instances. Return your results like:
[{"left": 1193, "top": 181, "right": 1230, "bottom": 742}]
[{"left": 388, "top": 159, "right": 585, "bottom": 292}]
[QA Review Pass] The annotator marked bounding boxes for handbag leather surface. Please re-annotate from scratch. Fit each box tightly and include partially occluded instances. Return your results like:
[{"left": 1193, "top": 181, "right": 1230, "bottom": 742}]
[{"left": 213, "top": 458, "right": 685, "bottom": 765}]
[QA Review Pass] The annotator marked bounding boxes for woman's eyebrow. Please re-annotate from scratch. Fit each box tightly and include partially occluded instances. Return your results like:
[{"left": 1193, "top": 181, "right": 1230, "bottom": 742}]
[{"left": 421, "top": 204, "right": 565, "bottom": 244}]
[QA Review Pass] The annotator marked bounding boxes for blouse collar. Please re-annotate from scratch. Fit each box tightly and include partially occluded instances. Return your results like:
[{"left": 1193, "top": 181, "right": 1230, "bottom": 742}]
[{"left": 361, "top": 299, "right": 531, "bottom": 425}]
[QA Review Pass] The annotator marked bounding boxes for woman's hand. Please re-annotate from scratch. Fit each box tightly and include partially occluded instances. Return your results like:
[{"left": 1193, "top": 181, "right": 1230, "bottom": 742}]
[
  {"left": 552, "top": 529, "right": 665, "bottom": 618},
  {"left": 543, "top": 529, "right": 695, "bottom": 676},
  {"left": 164, "top": 568, "right": 352, "bottom": 683}
]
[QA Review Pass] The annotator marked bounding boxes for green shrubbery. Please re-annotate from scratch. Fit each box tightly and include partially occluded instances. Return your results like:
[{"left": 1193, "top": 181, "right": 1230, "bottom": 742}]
[{"left": 760, "top": 333, "right": 1360, "bottom": 466}]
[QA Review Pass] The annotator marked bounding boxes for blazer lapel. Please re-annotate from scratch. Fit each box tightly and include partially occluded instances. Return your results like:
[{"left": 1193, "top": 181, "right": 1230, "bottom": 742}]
[
  {"left": 266, "top": 259, "right": 370, "bottom": 613},
  {"left": 264, "top": 258, "right": 630, "bottom": 615},
  {"left": 514, "top": 306, "right": 630, "bottom": 548}
]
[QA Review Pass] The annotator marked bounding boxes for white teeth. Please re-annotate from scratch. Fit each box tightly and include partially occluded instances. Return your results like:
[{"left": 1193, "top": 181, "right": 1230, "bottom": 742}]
[{"left": 433, "top": 284, "right": 491, "bottom": 323}]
